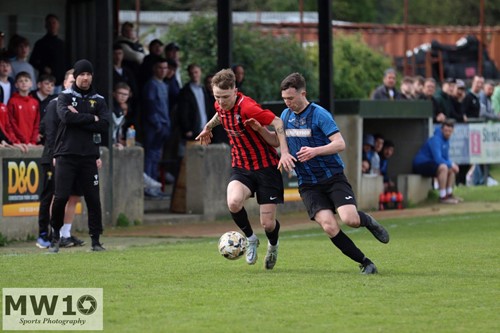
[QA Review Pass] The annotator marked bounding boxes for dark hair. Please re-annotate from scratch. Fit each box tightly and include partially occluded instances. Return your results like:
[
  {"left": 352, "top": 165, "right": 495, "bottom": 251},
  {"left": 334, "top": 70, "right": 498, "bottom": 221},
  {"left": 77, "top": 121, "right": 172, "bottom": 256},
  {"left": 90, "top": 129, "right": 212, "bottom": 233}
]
[
  {"left": 15, "top": 71, "right": 32, "bottom": 82},
  {"left": 45, "top": 14, "right": 59, "bottom": 23},
  {"left": 187, "top": 63, "right": 200, "bottom": 73},
  {"left": 280, "top": 72, "right": 306, "bottom": 91},
  {"left": 114, "top": 81, "right": 131, "bottom": 91},
  {"left": 37, "top": 74, "right": 56, "bottom": 84},
  {"left": 383, "top": 140, "right": 395, "bottom": 149}
]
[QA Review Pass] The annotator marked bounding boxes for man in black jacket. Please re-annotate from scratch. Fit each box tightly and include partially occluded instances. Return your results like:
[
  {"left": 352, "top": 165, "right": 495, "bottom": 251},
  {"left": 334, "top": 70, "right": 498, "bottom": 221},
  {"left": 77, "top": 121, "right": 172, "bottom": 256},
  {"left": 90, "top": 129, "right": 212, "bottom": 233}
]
[{"left": 49, "top": 59, "right": 110, "bottom": 253}]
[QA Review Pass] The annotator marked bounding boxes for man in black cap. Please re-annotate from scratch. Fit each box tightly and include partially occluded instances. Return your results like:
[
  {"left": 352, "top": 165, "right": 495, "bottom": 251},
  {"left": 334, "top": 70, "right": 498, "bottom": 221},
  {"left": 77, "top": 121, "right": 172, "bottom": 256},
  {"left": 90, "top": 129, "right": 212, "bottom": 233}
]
[
  {"left": 49, "top": 59, "right": 110, "bottom": 252},
  {"left": 165, "top": 42, "right": 182, "bottom": 87}
]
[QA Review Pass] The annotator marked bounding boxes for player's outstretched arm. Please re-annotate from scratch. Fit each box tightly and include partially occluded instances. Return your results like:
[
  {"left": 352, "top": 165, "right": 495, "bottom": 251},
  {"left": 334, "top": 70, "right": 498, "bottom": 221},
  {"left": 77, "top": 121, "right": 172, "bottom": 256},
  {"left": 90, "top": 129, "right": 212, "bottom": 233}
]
[
  {"left": 196, "top": 113, "right": 220, "bottom": 145},
  {"left": 270, "top": 117, "right": 296, "bottom": 172}
]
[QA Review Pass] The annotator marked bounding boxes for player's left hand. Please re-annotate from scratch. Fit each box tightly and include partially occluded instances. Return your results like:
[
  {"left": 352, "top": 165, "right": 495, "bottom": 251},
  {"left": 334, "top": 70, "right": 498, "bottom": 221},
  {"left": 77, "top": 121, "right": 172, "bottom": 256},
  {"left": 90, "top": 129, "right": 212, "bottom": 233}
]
[{"left": 296, "top": 146, "right": 316, "bottom": 162}]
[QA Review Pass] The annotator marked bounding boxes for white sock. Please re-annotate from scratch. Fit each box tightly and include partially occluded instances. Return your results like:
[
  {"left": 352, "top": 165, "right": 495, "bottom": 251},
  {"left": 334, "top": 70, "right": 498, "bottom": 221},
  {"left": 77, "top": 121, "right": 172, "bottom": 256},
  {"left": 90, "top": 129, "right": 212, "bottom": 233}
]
[
  {"left": 446, "top": 187, "right": 453, "bottom": 195},
  {"left": 60, "top": 224, "right": 72, "bottom": 238},
  {"left": 439, "top": 189, "right": 447, "bottom": 198}
]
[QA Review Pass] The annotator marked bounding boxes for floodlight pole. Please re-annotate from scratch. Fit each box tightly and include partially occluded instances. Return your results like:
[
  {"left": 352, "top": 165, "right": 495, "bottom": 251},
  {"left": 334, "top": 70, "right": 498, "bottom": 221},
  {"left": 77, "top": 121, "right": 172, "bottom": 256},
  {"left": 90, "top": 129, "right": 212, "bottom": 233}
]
[{"left": 318, "top": 0, "right": 333, "bottom": 113}]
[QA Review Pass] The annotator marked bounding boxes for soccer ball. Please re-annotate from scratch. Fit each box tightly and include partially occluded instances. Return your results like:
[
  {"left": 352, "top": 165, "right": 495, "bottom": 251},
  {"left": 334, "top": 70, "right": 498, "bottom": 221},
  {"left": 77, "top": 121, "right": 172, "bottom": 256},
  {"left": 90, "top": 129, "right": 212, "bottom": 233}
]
[{"left": 218, "top": 231, "right": 247, "bottom": 260}]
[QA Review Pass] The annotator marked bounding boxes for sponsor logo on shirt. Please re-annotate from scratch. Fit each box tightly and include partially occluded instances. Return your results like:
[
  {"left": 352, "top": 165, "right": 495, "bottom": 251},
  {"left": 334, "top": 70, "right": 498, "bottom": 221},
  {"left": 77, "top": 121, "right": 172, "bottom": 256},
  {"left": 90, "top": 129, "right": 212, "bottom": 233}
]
[{"left": 286, "top": 129, "right": 311, "bottom": 137}]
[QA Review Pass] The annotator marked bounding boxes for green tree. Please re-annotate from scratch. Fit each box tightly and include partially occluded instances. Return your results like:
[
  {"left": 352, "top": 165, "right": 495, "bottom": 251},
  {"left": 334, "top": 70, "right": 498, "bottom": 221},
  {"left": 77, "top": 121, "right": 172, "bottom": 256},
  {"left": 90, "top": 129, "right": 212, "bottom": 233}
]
[
  {"left": 163, "top": 15, "right": 317, "bottom": 102},
  {"left": 332, "top": 34, "right": 393, "bottom": 99}
]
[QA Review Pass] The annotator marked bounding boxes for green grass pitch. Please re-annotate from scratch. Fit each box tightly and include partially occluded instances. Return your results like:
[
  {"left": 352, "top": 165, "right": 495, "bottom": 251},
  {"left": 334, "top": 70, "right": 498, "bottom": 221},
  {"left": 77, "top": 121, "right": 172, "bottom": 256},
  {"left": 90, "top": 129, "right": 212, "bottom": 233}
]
[{"left": 1, "top": 211, "right": 499, "bottom": 333}]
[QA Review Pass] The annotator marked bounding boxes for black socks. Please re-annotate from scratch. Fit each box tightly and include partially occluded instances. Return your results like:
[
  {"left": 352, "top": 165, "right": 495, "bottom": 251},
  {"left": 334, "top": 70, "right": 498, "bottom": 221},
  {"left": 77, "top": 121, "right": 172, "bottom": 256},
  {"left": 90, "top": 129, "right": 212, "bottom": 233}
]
[
  {"left": 265, "top": 220, "right": 280, "bottom": 246},
  {"left": 330, "top": 230, "right": 365, "bottom": 263},
  {"left": 230, "top": 207, "right": 254, "bottom": 238}
]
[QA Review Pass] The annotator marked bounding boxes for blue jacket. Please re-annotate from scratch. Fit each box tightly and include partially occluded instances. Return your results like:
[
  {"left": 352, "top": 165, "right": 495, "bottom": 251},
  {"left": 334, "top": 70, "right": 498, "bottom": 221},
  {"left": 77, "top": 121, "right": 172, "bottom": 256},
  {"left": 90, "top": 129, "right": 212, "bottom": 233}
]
[{"left": 413, "top": 127, "right": 452, "bottom": 168}]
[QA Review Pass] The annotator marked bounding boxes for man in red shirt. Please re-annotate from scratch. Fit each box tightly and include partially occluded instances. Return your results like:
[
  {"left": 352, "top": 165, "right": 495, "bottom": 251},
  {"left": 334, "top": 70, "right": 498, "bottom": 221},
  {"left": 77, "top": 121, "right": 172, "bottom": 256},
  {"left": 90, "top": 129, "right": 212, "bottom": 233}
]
[{"left": 196, "top": 68, "right": 295, "bottom": 270}]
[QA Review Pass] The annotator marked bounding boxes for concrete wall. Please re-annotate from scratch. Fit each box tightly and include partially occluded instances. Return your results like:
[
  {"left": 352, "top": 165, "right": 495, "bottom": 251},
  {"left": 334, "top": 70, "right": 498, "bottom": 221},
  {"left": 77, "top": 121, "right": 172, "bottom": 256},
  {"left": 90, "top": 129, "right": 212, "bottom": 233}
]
[{"left": 0, "top": 146, "right": 143, "bottom": 240}]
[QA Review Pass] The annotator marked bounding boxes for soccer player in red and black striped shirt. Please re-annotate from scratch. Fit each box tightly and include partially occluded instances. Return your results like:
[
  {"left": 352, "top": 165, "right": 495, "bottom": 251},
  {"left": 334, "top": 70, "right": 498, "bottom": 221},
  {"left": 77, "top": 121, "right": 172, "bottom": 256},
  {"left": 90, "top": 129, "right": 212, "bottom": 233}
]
[{"left": 196, "top": 68, "right": 296, "bottom": 270}]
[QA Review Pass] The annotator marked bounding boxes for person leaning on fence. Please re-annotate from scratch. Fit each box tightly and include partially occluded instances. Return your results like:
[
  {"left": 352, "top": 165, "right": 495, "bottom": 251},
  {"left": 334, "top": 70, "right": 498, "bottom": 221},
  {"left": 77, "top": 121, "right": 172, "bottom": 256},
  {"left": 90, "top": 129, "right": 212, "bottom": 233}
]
[{"left": 412, "top": 120, "right": 461, "bottom": 204}]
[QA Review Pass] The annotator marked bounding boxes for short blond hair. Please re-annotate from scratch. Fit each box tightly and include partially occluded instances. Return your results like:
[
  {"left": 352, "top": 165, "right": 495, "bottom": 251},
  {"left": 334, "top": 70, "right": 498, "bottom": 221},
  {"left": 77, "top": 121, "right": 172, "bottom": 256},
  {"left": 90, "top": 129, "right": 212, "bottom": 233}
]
[{"left": 211, "top": 68, "right": 235, "bottom": 90}]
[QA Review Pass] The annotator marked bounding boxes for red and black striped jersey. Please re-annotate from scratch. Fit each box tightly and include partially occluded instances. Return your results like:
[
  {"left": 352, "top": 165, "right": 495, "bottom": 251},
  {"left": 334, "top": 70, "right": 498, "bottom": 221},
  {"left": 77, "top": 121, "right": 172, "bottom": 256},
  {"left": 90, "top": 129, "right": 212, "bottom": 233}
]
[{"left": 215, "top": 92, "right": 279, "bottom": 170}]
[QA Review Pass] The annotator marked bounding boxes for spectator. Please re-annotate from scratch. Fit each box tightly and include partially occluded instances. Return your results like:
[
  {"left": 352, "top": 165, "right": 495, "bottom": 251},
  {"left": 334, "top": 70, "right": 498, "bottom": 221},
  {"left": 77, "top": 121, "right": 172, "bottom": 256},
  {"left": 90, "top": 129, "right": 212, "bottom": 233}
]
[
  {"left": 400, "top": 76, "right": 414, "bottom": 99},
  {"left": 115, "top": 22, "right": 145, "bottom": 67},
  {"left": 164, "top": 58, "right": 180, "bottom": 111},
  {"left": 361, "top": 134, "right": 379, "bottom": 175},
  {"left": 231, "top": 64, "right": 245, "bottom": 93},
  {"left": 177, "top": 64, "right": 212, "bottom": 144},
  {"left": 434, "top": 78, "right": 456, "bottom": 123},
  {"left": 461, "top": 75, "right": 484, "bottom": 119},
  {"left": 139, "top": 39, "right": 164, "bottom": 87},
  {"left": 112, "top": 82, "right": 132, "bottom": 146},
  {"left": 412, "top": 120, "right": 460, "bottom": 204},
  {"left": 8, "top": 36, "right": 36, "bottom": 88},
  {"left": 491, "top": 82, "right": 500, "bottom": 116},
  {"left": 419, "top": 77, "right": 440, "bottom": 122},
  {"left": 112, "top": 43, "right": 138, "bottom": 130},
  {"left": 412, "top": 75, "right": 425, "bottom": 99},
  {"left": 479, "top": 80, "right": 500, "bottom": 120},
  {"left": 29, "top": 14, "right": 66, "bottom": 93},
  {"left": 0, "top": 56, "right": 16, "bottom": 104},
  {"left": 379, "top": 140, "right": 395, "bottom": 191},
  {"left": 141, "top": 58, "right": 171, "bottom": 197},
  {"left": 6, "top": 72, "right": 40, "bottom": 144},
  {"left": 373, "top": 133, "right": 385, "bottom": 156},
  {"left": 450, "top": 79, "right": 467, "bottom": 123},
  {"left": 30, "top": 74, "right": 56, "bottom": 144},
  {"left": 371, "top": 68, "right": 402, "bottom": 100},
  {"left": 30, "top": 74, "right": 56, "bottom": 117},
  {"left": 164, "top": 42, "right": 182, "bottom": 87}
]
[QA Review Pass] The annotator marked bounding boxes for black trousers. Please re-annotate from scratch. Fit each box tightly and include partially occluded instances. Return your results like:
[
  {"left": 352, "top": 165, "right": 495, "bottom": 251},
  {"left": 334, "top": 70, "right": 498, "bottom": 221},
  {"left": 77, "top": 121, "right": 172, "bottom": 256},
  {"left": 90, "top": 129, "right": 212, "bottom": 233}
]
[
  {"left": 51, "top": 156, "right": 102, "bottom": 238},
  {"left": 38, "top": 163, "right": 54, "bottom": 237}
]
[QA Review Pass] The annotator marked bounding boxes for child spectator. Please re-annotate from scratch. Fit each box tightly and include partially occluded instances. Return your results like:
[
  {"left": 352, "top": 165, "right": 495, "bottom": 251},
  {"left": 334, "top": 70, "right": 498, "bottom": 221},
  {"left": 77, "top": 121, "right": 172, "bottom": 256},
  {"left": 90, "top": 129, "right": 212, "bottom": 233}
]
[
  {"left": 112, "top": 82, "right": 132, "bottom": 146},
  {"left": 6, "top": 72, "right": 40, "bottom": 144}
]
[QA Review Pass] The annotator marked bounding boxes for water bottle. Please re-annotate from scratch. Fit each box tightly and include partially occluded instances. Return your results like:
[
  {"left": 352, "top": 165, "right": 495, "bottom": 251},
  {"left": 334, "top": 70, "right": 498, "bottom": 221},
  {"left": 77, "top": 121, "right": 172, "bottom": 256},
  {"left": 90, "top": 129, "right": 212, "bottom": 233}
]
[
  {"left": 370, "top": 152, "right": 380, "bottom": 175},
  {"left": 126, "top": 126, "right": 136, "bottom": 147}
]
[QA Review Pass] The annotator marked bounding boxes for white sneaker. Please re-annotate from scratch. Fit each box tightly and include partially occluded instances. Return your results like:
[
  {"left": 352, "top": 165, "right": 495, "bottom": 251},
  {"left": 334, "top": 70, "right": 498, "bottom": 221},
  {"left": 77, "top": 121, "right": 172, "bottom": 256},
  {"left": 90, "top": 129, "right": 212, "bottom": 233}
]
[
  {"left": 143, "top": 173, "right": 162, "bottom": 189},
  {"left": 246, "top": 237, "right": 259, "bottom": 265},
  {"left": 264, "top": 241, "right": 279, "bottom": 270}
]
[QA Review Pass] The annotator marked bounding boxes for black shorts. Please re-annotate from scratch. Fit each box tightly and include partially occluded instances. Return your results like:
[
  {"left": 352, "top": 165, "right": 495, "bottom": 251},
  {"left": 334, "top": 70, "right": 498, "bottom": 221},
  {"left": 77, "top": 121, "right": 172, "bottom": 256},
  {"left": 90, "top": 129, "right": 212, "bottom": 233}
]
[
  {"left": 229, "top": 167, "right": 284, "bottom": 205},
  {"left": 299, "top": 173, "right": 357, "bottom": 220}
]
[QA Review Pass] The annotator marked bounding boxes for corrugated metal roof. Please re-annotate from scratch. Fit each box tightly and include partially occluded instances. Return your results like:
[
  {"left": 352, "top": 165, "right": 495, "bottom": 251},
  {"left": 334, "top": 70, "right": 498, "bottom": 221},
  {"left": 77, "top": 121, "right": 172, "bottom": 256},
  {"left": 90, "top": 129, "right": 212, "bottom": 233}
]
[{"left": 119, "top": 10, "right": 323, "bottom": 24}]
